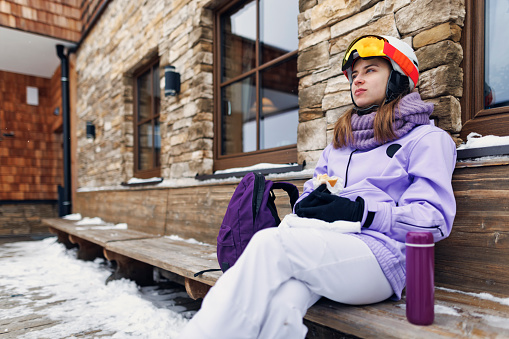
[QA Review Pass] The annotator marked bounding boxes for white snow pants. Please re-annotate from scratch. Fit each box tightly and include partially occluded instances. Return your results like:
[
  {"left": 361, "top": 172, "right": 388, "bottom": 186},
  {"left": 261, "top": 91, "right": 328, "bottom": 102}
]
[{"left": 180, "top": 227, "right": 393, "bottom": 339}]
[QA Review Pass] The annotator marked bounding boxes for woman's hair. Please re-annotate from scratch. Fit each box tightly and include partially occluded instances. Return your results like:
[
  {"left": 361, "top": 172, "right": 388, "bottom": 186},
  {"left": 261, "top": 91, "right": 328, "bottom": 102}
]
[{"left": 332, "top": 90, "right": 410, "bottom": 149}]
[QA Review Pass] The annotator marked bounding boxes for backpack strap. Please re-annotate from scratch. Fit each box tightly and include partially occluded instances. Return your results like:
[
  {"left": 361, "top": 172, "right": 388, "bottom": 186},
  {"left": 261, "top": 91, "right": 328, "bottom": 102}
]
[
  {"left": 252, "top": 172, "right": 266, "bottom": 222},
  {"left": 271, "top": 182, "right": 300, "bottom": 209},
  {"left": 266, "top": 190, "right": 281, "bottom": 225},
  {"left": 194, "top": 268, "right": 222, "bottom": 277}
]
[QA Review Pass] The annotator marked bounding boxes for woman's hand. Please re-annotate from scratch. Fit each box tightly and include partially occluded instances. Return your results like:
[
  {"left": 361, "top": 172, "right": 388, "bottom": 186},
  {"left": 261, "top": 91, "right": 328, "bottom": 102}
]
[{"left": 295, "top": 184, "right": 365, "bottom": 223}]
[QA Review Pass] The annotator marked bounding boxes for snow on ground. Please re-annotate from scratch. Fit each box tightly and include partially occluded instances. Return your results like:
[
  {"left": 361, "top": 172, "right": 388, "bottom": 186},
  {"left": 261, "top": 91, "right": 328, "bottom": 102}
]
[{"left": 0, "top": 238, "right": 191, "bottom": 338}]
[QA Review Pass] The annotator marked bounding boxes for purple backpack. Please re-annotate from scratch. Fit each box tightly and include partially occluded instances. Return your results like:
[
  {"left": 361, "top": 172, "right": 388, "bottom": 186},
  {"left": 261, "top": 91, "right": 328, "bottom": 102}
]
[{"left": 217, "top": 172, "right": 299, "bottom": 272}]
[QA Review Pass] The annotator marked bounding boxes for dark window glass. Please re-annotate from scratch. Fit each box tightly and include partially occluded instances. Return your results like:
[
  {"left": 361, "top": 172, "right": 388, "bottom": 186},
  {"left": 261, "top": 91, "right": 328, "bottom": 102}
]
[
  {"left": 484, "top": 0, "right": 509, "bottom": 109},
  {"left": 137, "top": 71, "right": 152, "bottom": 121},
  {"left": 461, "top": 0, "right": 509, "bottom": 139},
  {"left": 260, "top": 56, "right": 298, "bottom": 150},
  {"left": 134, "top": 61, "right": 161, "bottom": 177},
  {"left": 221, "top": 75, "right": 257, "bottom": 155},
  {"left": 221, "top": 1, "right": 256, "bottom": 82},
  {"left": 260, "top": 0, "right": 299, "bottom": 64},
  {"left": 216, "top": 0, "right": 298, "bottom": 168},
  {"left": 138, "top": 121, "right": 153, "bottom": 171}
]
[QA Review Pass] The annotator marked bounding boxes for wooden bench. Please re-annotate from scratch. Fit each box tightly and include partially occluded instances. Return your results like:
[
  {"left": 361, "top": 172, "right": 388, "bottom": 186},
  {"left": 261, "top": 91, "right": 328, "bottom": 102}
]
[
  {"left": 45, "top": 218, "right": 220, "bottom": 295},
  {"left": 43, "top": 216, "right": 509, "bottom": 338}
]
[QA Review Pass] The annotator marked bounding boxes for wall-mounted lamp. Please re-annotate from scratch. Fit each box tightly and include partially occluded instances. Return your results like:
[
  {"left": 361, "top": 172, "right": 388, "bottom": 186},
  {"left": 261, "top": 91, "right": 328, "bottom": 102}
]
[
  {"left": 164, "top": 65, "right": 181, "bottom": 96},
  {"left": 86, "top": 121, "right": 96, "bottom": 139}
]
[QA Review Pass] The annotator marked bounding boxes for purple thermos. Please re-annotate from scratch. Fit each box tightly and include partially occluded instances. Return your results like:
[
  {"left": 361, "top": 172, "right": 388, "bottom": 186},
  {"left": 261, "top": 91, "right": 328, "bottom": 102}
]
[{"left": 405, "top": 231, "right": 435, "bottom": 325}]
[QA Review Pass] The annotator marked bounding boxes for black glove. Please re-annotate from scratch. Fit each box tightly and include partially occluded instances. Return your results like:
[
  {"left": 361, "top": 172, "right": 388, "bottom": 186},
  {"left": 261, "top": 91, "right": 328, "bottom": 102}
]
[{"left": 294, "top": 184, "right": 364, "bottom": 223}]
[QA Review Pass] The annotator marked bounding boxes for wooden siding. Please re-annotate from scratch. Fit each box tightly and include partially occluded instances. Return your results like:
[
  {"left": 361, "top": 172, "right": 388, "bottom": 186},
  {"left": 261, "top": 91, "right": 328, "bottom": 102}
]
[
  {"left": 436, "top": 163, "right": 509, "bottom": 297},
  {"left": 74, "top": 188, "right": 170, "bottom": 236},
  {"left": 0, "top": 70, "right": 63, "bottom": 200},
  {"left": 0, "top": 0, "right": 81, "bottom": 42},
  {"left": 75, "top": 165, "right": 509, "bottom": 298},
  {"left": 75, "top": 179, "right": 307, "bottom": 243}
]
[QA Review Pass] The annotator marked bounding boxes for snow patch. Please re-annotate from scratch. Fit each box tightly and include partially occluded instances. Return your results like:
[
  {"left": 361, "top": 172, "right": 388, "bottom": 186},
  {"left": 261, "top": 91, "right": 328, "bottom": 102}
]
[
  {"left": 435, "top": 305, "right": 461, "bottom": 316},
  {"left": 76, "top": 223, "right": 128, "bottom": 231},
  {"left": 214, "top": 162, "right": 297, "bottom": 174},
  {"left": 165, "top": 235, "right": 212, "bottom": 247},
  {"left": 75, "top": 217, "right": 107, "bottom": 225},
  {"left": 457, "top": 132, "right": 509, "bottom": 150},
  {"left": 397, "top": 304, "right": 461, "bottom": 316},
  {"left": 62, "top": 213, "right": 82, "bottom": 220},
  {"left": 472, "top": 313, "right": 509, "bottom": 330},
  {"left": 126, "top": 177, "right": 163, "bottom": 185},
  {"left": 437, "top": 287, "right": 509, "bottom": 306},
  {"left": 0, "top": 238, "right": 190, "bottom": 338}
]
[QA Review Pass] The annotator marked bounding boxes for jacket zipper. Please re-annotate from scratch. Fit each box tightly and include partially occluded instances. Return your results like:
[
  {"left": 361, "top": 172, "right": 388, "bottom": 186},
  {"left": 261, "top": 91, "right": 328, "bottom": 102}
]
[
  {"left": 397, "top": 221, "right": 444, "bottom": 237},
  {"left": 344, "top": 149, "right": 358, "bottom": 188}
]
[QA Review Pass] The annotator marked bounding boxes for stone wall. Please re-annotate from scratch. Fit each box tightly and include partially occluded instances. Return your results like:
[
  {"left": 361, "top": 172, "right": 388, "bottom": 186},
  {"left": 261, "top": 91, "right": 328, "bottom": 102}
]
[
  {"left": 75, "top": 0, "right": 465, "bottom": 188},
  {"left": 297, "top": 0, "right": 465, "bottom": 167},
  {"left": 0, "top": 202, "right": 57, "bottom": 235},
  {"left": 75, "top": 0, "right": 214, "bottom": 188}
]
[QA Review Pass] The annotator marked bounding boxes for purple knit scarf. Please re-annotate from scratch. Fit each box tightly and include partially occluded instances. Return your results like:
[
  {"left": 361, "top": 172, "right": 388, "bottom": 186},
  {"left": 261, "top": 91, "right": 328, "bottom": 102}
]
[{"left": 349, "top": 92, "right": 433, "bottom": 150}]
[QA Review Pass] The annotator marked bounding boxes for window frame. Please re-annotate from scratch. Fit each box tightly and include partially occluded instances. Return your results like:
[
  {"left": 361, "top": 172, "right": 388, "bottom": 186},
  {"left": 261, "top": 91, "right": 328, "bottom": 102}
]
[
  {"left": 461, "top": 0, "right": 509, "bottom": 139},
  {"left": 213, "top": 0, "right": 298, "bottom": 171},
  {"left": 133, "top": 57, "right": 161, "bottom": 179}
]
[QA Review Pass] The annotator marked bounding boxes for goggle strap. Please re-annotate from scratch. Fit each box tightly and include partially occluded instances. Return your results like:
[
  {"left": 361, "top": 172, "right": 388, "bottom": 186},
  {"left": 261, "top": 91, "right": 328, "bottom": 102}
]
[{"left": 383, "top": 43, "right": 418, "bottom": 88}]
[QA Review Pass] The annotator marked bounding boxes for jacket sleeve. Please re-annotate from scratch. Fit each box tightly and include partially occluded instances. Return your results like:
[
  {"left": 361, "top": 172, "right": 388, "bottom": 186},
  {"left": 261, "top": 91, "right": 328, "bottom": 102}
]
[
  {"left": 363, "top": 130, "right": 457, "bottom": 243},
  {"left": 293, "top": 144, "right": 333, "bottom": 212}
]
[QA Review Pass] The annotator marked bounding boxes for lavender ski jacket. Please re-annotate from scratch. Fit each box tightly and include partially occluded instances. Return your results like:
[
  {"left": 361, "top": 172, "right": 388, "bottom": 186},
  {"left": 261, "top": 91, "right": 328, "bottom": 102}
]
[{"left": 296, "top": 124, "right": 457, "bottom": 299}]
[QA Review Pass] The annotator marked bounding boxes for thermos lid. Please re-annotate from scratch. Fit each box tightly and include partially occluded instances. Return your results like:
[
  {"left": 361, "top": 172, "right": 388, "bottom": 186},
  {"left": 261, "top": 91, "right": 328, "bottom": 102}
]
[{"left": 406, "top": 231, "right": 434, "bottom": 246}]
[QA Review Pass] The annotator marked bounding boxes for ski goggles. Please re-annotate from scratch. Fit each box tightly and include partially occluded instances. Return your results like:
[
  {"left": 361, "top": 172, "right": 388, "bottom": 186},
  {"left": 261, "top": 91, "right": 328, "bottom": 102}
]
[{"left": 342, "top": 35, "right": 418, "bottom": 88}]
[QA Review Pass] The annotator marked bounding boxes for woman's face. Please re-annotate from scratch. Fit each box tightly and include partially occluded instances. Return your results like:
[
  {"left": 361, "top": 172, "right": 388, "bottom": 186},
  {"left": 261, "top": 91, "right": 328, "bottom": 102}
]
[{"left": 351, "top": 57, "right": 392, "bottom": 109}]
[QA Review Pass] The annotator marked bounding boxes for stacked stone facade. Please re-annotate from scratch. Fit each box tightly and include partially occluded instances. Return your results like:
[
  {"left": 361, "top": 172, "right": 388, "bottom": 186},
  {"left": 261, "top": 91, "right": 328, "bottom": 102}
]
[
  {"left": 75, "top": 0, "right": 465, "bottom": 188},
  {"left": 75, "top": 0, "right": 215, "bottom": 187},
  {"left": 297, "top": 0, "right": 465, "bottom": 167}
]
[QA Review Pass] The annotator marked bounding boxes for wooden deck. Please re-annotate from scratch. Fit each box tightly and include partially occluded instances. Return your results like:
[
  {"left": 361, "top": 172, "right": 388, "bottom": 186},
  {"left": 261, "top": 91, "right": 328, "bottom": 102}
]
[{"left": 43, "top": 217, "right": 509, "bottom": 339}]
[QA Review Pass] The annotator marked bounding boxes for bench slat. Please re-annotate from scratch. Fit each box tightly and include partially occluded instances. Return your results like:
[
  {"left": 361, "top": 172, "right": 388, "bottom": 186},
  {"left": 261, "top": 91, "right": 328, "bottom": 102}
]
[
  {"left": 105, "top": 237, "right": 221, "bottom": 286},
  {"left": 306, "top": 288, "right": 509, "bottom": 338},
  {"left": 43, "top": 218, "right": 158, "bottom": 247}
]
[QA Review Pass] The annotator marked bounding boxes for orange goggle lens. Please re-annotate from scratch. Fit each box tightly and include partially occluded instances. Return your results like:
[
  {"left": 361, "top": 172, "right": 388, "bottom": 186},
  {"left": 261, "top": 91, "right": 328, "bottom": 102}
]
[{"left": 342, "top": 36, "right": 387, "bottom": 71}]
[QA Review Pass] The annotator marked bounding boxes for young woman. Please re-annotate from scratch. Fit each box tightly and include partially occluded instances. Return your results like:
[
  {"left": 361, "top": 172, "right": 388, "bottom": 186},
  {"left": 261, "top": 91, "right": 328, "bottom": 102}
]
[{"left": 180, "top": 35, "right": 457, "bottom": 339}]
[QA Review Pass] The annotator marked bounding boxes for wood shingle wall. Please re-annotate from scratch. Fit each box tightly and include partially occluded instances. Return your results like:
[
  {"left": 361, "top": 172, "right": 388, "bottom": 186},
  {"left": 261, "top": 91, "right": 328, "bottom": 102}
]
[
  {"left": 0, "top": 69, "right": 63, "bottom": 201},
  {"left": 0, "top": 0, "right": 81, "bottom": 41}
]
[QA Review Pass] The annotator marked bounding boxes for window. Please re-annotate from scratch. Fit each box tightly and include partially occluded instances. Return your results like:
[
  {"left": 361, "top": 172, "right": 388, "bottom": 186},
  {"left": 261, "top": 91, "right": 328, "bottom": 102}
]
[
  {"left": 461, "top": 0, "right": 509, "bottom": 138},
  {"left": 134, "top": 59, "right": 161, "bottom": 178},
  {"left": 214, "top": 0, "right": 299, "bottom": 170}
]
